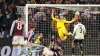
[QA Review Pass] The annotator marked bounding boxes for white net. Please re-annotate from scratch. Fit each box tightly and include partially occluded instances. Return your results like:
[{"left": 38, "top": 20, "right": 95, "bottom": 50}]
[{"left": 26, "top": 4, "right": 100, "bottom": 55}]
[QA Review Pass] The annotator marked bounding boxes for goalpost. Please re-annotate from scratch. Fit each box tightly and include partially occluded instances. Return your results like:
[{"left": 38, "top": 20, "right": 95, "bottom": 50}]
[{"left": 25, "top": 4, "right": 100, "bottom": 55}]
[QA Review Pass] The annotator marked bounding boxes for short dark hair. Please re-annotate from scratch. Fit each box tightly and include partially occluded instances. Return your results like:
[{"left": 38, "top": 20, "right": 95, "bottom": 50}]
[
  {"left": 17, "top": 14, "right": 22, "bottom": 18},
  {"left": 30, "top": 26, "right": 35, "bottom": 28},
  {"left": 78, "top": 19, "right": 81, "bottom": 22}
]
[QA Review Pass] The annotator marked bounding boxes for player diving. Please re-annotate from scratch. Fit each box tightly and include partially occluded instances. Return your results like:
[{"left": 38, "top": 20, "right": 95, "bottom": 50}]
[{"left": 51, "top": 8, "right": 80, "bottom": 41}]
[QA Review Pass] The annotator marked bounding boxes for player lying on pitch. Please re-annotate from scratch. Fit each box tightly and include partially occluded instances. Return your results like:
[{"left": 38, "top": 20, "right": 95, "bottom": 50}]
[{"left": 51, "top": 8, "right": 80, "bottom": 41}]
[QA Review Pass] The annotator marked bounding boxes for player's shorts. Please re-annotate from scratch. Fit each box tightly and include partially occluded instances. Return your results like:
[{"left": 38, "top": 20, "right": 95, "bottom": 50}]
[
  {"left": 12, "top": 36, "right": 24, "bottom": 45},
  {"left": 73, "top": 39, "right": 83, "bottom": 44},
  {"left": 58, "top": 27, "right": 68, "bottom": 40}
]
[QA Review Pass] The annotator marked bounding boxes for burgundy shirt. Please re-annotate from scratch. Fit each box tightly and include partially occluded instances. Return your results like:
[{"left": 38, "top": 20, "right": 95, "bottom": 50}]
[{"left": 10, "top": 20, "right": 26, "bottom": 36}]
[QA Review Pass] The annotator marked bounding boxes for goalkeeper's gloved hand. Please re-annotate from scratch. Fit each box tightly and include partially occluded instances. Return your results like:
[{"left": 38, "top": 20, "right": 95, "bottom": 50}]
[
  {"left": 75, "top": 11, "right": 80, "bottom": 16},
  {"left": 52, "top": 8, "right": 55, "bottom": 13}
]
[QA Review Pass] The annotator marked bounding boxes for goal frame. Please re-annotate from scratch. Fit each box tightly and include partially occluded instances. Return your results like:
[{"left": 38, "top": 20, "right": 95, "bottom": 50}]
[{"left": 25, "top": 4, "right": 100, "bottom": 35}]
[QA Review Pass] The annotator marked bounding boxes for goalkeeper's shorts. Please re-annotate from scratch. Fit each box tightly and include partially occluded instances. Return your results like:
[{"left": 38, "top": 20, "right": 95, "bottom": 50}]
[{"left": 58, "top": 27, "right": 68, "bottom": 40}]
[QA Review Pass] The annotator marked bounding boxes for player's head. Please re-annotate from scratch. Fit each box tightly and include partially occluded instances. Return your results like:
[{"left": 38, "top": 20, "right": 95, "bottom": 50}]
[
  {"left": 31, "top": 17, "right": 35, "bottom": 21},
  {"left": 30, "top": 26, "right": 35, "bottom": 31},
  {"left": 55, "top": 15, "right": 59, "bottom": 19},
  {"left": 59, "top": 14, "right": 64, "bottom": 20},
  {"left": 39, "top": 33, "right": 43, "bottom": 38},
  {"left": 17, "top": 14, "right": 22, "bottom": 19},
  {"left": 77, "top": 18, "right": 81, "bottom": 23},
  {"left": 61, "top": 46, "right": 64, "bottom": 50},
  {"left": 43, "top": 16, "right": 46, "bottom": 21}
]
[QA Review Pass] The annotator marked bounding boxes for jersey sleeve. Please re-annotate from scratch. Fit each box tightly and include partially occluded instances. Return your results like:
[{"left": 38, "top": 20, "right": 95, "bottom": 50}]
[
  {"left": 28, "top": 32, "right": 34, "bottom": 38},
  {"left": 28, "top": 31, "right": 34, "bottom": 42},
  {"left": 83, "top": 25, "right": 86, "bottom": 35},
  {"left": 63, "top": 19, "right": 74, "bottom": 24},
  {"left": 72, "top": 25, "right": 77, "bottom": 36},
  {"left": 23, "top": 22, "right": 27, "bottom": 37},
  {"left": 64, "top": 15, "right": 78, "bottom": 23},
  {"left": 51, "top": 13, "right": 59, "bottom": 21},
  {"left": 10, "top": 21, "right": 15, "bottom": 36}
]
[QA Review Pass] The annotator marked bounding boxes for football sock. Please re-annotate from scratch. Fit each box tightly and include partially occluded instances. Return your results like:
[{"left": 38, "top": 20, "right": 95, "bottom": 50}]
[
  {"left": 72, "top": 47, "right": 75, "bottom": 55},
  {"left": 17, "top": 46, "right": 21, "bottom": 56},
  {"left": 80, "top": 44, "right": 83, "bottom": 56},
  {"left": 12, "top": 46, "right": 18, "bottom": 56},
  {"left": 80, "top": 44, "right": 83, "bottom": 52}
]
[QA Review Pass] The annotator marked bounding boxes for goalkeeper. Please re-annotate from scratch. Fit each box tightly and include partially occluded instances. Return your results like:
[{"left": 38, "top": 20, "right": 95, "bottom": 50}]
[{"left": 51, "top": 8, "right": 80, "bottom": 41}]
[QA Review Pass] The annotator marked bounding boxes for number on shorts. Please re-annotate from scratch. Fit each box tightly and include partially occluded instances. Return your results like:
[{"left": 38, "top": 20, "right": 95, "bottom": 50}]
[{"left": 17, "top": 23, "right": 22, "bottom": 30}]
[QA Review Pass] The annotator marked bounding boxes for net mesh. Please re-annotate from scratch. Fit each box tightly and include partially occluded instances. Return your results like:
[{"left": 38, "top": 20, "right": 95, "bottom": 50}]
[{"left": 27, "top": 5, "right": 100, "bottom": 55}]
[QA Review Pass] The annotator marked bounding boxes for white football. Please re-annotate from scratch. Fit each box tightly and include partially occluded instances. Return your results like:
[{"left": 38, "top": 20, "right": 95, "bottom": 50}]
[{"left": 75, "top": 11, "right": 80, "bottom": 15}]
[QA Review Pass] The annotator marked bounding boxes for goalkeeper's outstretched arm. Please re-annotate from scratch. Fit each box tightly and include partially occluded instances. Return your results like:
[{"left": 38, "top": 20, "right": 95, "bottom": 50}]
[
  {"left": 64, "top": 11, "right": 80, "bottom": 24},
  {"left": 51, "top": 8, "right": 59, "bottom": 21}
]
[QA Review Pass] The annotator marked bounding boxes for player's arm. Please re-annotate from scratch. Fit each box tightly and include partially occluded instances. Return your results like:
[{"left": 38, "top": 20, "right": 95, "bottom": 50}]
[
  {"left": 64, "top": 19, "right": 75, "bottom": 24},
  {"left": 83, "top": 25, "right": 86, "bottom": 35},
  {"left": 72, "top": 26, "right": 77, "bottom": 37},
  {"left": 28, "top": 31, "right": 34, "bottom": 39},
  {"left": 23, "top": 22, "right": 27, "bottom": 38},
  {"left": 10, "top": 21, "right": 15, "bottom": 36},
  {"left": 28, "top": 32, "right": 34, "bottom": 42},
  {"left": 51, "top": 8, "right": 59, "bottom": 21},
  {"left": 64, "top": 12, "right": 80, "bottom": 24}
]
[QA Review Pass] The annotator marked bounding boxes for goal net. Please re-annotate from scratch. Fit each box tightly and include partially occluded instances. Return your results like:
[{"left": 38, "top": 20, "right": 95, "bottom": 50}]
[{"left": 26, "top": 4, "right": 100, "bottom": 55}]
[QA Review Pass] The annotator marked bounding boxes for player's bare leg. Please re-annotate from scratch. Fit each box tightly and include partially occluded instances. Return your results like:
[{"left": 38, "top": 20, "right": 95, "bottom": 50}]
[{"left": 72, "top": 42, "right": 75, "bottom": 56}]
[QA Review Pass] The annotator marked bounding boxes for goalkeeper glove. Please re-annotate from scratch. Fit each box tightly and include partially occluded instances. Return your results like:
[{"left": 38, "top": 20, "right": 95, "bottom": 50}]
[
  {"left": 52, "top": 8, "right": 55, "bottom": 13},
  {"left": 75, "top": 11, "right": 80, "bottom": 16}
]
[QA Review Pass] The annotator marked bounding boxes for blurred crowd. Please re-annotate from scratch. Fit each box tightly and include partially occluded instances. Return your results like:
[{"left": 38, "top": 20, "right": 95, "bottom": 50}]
[
  {"left": 14, "top": 0, "right": 100, "bottom": 5},
  {"left": 0, "top": 0, "right": 17, "bottom": 38},
  {"left": 1, "top": 0, "right": 99, "bottom": 6}
]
